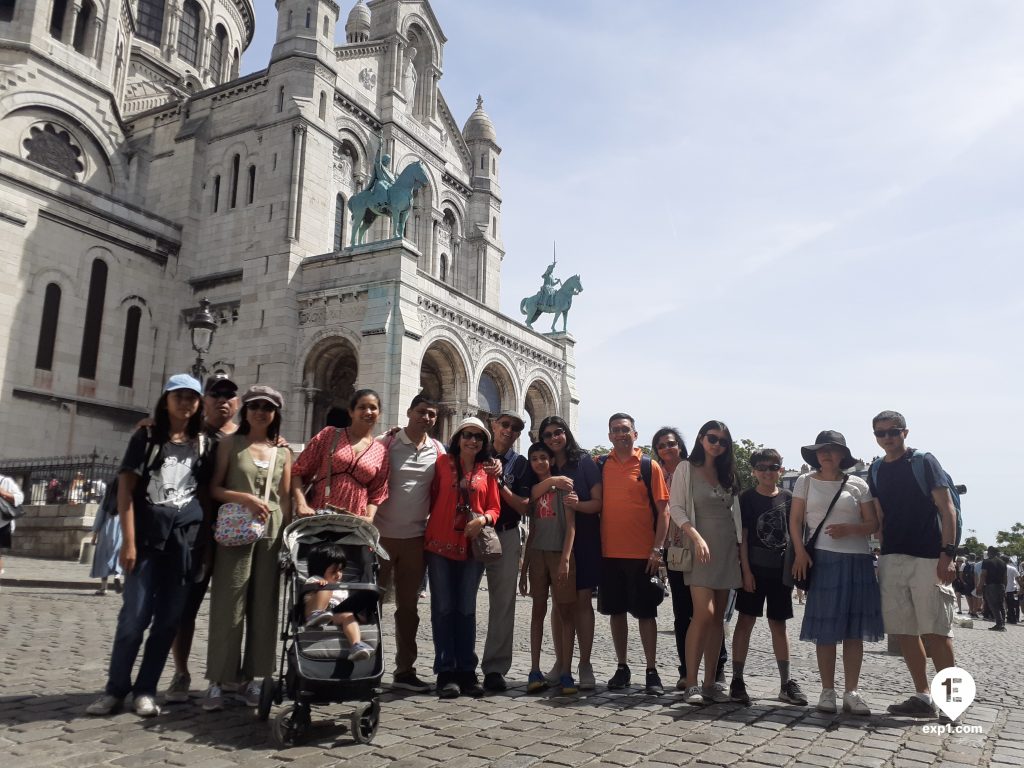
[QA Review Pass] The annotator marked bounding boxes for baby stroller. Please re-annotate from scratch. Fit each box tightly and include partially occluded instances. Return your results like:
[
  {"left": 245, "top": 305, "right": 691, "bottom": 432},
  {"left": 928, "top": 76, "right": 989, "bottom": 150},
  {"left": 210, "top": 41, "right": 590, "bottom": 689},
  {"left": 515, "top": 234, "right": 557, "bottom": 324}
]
[{"left": 259, "top": 514, "right": 388, "bottom": 746}]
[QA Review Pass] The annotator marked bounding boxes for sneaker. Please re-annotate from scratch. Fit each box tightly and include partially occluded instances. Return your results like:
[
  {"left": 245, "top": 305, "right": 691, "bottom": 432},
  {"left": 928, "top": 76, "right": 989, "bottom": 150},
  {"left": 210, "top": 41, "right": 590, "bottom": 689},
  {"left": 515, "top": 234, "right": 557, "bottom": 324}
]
[
  {"left": 816, "top": 688, "right": 837, "bottom": 714},
  {"left": 701, "top": 682, "right": 730, "bottom": 703},
  {"left": 527, "top": 670, "right": 547, "bottom": 693},
  {"left": 348, "top": 641, "right": 374, "bottom": 661},
  {"left": 645, "top": 669, "right": 664, "bottom": 695},
  {"left": 304, "top": 610, "right": 334, "bottom": 629},
  {"left": 86, "top": 694, "right": 123, "bottom": 716},
  {"left": 779, "top": 679, "right": 808, "bottom": 706},
  {"left": 683, "top": 685, "right": 705, "bottom": 705},
  {"left": 887, "top": 695, "right": 937, "bottom": 718},
  {"left": 729, "top": 678, "right": 751, "bottom": 705},
  {"left": 134, "top": 695, "right": 160, "bottom": 717},
  {"left": 578, "top": 662, "right": 596, "bottom": 690},
  {"left": 483, "top": 672, "right": 508, "bottom": 692},
  {"left": 560, "top": 674, "right": 578, "bottom": 695},
  {"left": 544, "top": 663, "right": 561, "bottom": 685},
  {"left": 608, "top": 664, "right": 631, "bottom": 690},
  {"left": 842, "top": 690, "right": 871, "bottom": 716},
  {"left": 164, "top": 671, "right": 191, "bottom": 703},
  {"left": 438, "top": 681, "right": 460, "bottom": 699},
  {"left": 201, "top": 684, "right": 224, "bottom": 712},
  {"left": 392, "top": 672, "right": 432, "bottom": 692},
  {"left": 113, "top": 576, "right": 123, "bottom": 594},
  {"left": 240, "top": 679, "right": 261, "bottom": 707}
]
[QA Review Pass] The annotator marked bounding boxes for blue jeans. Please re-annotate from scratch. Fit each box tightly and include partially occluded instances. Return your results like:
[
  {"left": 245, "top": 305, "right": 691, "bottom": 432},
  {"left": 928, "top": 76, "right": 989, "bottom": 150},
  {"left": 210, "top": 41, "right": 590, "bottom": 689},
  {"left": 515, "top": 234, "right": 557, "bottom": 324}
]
[
  {"left": 427, "top": 552, "right": 484, "bottom": 676},
  {"left": 105, "top": 548, "right": 190, "bottom": 698}
]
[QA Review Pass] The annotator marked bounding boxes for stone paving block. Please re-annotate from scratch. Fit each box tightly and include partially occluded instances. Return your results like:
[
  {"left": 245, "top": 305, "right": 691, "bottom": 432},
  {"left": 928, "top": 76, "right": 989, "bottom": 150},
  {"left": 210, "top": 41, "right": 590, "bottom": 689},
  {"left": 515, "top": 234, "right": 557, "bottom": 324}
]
[{"left": 542, "top": 748, "right": 596, "bottom": 765}]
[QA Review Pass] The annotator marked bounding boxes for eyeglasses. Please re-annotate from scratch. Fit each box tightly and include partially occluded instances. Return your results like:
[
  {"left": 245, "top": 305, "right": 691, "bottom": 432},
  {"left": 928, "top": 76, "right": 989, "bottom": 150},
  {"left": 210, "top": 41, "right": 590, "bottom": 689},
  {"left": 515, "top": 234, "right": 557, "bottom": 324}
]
[
  {"left": 247, "top": 401, "right": 277, "bottom": 412},
  {"left": 208, "top": 391, "right": 236, "bottom": 401},
  {"left": 656, "top": 440, "right": 679, "bottom": 450},
  {"left": 496, "top": 421, "right": 522, "bottom": 433},
  {"left": 753, "top": 463, "right": 782, "bottom": 472},
  {"left": 461, "top": 432, "right": 486, "bottom": 442},
  {"left": 610, "top": 426, "right": 634, "bottom": 435},
  {"left": 873, "top": 428, "right": 904, "bottom": 438},
  {"left": 704, "top": 434, "right": 730, "bottom": 447},
  {"left": 542, "top": 427, "right": 566, "bottom": 440}
]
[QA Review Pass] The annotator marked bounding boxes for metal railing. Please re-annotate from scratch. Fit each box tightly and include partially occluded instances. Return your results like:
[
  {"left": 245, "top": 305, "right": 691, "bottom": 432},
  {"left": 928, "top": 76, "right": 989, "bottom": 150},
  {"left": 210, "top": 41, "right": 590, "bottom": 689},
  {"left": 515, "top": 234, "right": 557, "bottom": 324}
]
[{"left": 0, "top": 451, "right": 121, "bottom": 505}]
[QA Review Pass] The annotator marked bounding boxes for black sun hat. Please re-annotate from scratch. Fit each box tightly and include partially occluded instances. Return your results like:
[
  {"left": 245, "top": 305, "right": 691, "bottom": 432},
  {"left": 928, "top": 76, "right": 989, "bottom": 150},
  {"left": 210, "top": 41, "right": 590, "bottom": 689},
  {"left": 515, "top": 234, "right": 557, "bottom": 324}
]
[{"left": 800, "top": 429, "right": 857, "bottom": 470}]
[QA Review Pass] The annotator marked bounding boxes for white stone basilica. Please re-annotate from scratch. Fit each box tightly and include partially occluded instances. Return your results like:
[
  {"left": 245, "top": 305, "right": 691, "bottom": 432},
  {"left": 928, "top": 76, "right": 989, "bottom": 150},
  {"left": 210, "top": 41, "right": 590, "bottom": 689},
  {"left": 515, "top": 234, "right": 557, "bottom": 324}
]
[{"left": 0, "top": 0, "right": 579, "bottom": 455}]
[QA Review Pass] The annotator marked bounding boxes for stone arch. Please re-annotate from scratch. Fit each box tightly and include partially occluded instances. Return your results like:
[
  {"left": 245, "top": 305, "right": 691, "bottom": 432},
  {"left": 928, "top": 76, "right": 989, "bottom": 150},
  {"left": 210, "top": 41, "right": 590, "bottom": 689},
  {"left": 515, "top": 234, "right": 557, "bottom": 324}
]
[
  {"left": 301, "top": 333, "right": 360, "bottom": 437},
  {"left": 523, "top": 373, "right": 560, "bottom": 442},
  {"left": 401, "top": 16, "right": 441, "bottom": 67},
  {"left": 474, "top": 354, "right": 518, "bottom": 422},
  {"left": 419, "top": 334, "right": 471, "bottom": 440}
]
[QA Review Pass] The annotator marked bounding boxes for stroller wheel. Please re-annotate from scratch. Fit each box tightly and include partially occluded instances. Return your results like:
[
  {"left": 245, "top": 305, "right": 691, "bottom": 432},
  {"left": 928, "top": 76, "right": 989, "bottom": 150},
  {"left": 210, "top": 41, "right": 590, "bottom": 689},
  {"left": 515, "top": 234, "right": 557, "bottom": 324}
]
[
  {"left": 350, "top": 699, "right": 381, "bottom": 744},
  {"left": 256, "top": 677, "right": 275, "bottom": 722},
  {"left": 272, "top": 705, "right": 307, "bottom": 747}
]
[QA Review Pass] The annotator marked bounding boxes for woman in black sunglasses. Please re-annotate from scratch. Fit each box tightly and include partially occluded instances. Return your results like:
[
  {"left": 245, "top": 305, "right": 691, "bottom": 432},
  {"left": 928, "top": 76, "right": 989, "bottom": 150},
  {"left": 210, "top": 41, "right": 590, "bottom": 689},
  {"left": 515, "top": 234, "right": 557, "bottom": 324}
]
[{"left": 669, "top": 420, "right": 743, "bottom": 706}]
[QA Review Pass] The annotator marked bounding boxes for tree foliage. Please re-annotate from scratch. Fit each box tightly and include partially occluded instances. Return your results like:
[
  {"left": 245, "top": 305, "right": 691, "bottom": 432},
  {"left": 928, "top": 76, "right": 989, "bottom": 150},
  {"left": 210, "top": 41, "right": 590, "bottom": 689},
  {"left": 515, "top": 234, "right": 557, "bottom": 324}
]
[
  {"left": 732, "top": 438, "right": 764, "bottom": 491},
  {"left": 996, "top": 523, "right": 1024, "bottom": 558},
  {"left": 961, "top": 534, "right": 987, "bottom": 557}
]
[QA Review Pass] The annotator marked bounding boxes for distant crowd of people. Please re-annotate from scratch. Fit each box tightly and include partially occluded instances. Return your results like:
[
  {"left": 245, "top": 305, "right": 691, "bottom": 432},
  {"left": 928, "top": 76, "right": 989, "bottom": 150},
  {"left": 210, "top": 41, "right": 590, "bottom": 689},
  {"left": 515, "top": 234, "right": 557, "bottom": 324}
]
[{"left": 63, "top": 374, "right": 968, "bottom": 724}]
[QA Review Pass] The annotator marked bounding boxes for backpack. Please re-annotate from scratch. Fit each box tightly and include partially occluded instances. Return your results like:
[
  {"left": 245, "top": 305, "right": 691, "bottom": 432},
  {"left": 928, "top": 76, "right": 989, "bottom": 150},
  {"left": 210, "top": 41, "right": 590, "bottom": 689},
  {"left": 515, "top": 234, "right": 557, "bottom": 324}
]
[
  {"left": 869, "top": 450, "right": 963, "bottom": 547},
  {"left": 959, "top": 561, "right": 975, "bottom": 593},
  {"left": 595, "top": 453, "right": 658, "bottom": 529},
  {"left": 106, "top": 428, "right": 209, "bottom": 516}
]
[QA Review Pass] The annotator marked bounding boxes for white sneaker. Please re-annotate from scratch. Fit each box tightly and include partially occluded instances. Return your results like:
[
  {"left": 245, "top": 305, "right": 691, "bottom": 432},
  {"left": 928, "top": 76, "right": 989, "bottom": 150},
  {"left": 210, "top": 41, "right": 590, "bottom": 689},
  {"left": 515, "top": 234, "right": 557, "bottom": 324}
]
[
  {"left": 134, "top": 695, "right": 160, "bottom": 717},
  {"left": 683, "top": 685, "right": 705, "bottom": 705},
  {"left": 202, "top": 684, "right": 224, "bottom": 712},
  {"left": 85, "top": 694, "right": 123, "bottom": 716},
  {"left": 843, "top": 690, "right": 871, "bottom": 716},
  {"left": 701, "top": 682, "right": 731, "bottom": 703},
  {"left": 164, "top": 671, "right": 191, "bottom": 703},
  {"left": 578, "top": 662, "right": 596, "bottom": 690},
  {"left": 544, "top": 664, "right": 561, "bottom": 685},
  {"left": 816, "top": 688, "right": 838, "bottom": 713}
]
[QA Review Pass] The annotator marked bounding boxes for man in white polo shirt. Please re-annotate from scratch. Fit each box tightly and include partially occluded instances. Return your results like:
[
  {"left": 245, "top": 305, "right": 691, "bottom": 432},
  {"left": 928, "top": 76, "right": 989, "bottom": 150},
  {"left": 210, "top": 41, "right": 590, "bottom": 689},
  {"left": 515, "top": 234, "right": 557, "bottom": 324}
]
[{"left": 375, "top": 394, "right": 445, "bottom": 692}]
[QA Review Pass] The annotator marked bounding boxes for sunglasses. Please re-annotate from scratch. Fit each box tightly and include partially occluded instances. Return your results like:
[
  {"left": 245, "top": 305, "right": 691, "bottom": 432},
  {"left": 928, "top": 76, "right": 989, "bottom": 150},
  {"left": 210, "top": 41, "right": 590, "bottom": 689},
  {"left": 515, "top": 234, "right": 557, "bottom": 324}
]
[
  {"left": 656, "top": 440, "right": 679, "bottom": 450},
  {"left": 542, "top": 427, "right": 566, "bottom": 440},
  {"left": 610, "top": 426, "right": 634, "bottom": 435},
  {"left": 704, "top": 434, "right": 730, "bottom": 447},
  {"left": 496, "top": 421, "right": 522, "bottom": 433},
  {"left": 461, "top": 432, "right": 486, "bottom": 442},
  {"left": 247, "top": 401, "right": 278, "bottom": 412},
  {"left": 753, "top": 463, "right": 782, "bottom": 472},
  {"left": 873, "top": 428, "right": 904, "bottom": 438},
  {"left": 208, "top": 391, "right": 236, "bottom": 400}
]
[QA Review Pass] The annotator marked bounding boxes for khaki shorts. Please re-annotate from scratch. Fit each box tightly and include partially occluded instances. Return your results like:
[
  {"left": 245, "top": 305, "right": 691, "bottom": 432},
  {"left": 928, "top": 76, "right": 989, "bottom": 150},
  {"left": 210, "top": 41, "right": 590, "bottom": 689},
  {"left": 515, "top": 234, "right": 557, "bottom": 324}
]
[
  {"left": 879, "top": 553, "right": 955, "bottom": 637},
  {"left": 528, "top": 550, "right": 577, "bottom": 605}
]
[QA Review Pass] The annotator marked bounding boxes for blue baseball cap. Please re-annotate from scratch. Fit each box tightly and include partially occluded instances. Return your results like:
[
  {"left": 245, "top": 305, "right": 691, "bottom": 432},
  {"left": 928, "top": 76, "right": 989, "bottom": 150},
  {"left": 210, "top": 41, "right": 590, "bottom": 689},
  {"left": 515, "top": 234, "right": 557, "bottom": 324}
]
[{"left": 163, "top": 373, "right": 203, "bottom": 395}]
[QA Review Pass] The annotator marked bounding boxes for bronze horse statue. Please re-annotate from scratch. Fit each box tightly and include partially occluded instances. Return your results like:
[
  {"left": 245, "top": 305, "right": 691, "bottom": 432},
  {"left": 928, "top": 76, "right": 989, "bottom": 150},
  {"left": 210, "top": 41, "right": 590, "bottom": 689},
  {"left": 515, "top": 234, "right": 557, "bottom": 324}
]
[
  {"left": 348, "top": 161, "right": 429, "bottom": 246},
  {"left": 520, "top": 274, "right": 582, "bottom": 333}
]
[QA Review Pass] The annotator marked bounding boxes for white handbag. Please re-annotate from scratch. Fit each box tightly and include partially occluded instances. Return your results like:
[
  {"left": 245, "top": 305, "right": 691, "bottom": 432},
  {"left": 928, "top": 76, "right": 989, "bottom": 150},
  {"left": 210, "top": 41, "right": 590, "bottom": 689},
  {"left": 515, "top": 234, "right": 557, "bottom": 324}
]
[{"left": 214, "top": 446, "right": 277, "bottom": 546}]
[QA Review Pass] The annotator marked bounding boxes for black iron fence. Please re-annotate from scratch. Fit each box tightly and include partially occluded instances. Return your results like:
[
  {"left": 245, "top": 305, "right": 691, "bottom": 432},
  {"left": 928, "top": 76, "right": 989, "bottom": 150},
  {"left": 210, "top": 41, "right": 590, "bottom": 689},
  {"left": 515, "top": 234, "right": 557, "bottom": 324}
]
[{"left": 0, "top": 451, "right": 121, "bottom": 505}]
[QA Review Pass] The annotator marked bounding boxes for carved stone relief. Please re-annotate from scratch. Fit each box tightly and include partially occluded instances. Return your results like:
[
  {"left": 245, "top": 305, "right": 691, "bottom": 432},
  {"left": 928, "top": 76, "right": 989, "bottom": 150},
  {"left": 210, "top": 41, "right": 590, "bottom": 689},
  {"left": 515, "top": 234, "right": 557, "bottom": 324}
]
[
  {"left": 359, "top": 68, "right": 376, "bottom": 90},
  {"left": 23, "top": 124, "right": 84, "bottom": 178}
]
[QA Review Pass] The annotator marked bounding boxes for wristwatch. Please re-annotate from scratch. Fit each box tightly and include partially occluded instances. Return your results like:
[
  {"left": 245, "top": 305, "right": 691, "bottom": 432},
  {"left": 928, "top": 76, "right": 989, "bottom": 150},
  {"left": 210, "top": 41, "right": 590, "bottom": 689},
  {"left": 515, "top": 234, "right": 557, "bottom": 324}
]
[{"left": 941, "top": 544, "right": 956, "bottom": 557}]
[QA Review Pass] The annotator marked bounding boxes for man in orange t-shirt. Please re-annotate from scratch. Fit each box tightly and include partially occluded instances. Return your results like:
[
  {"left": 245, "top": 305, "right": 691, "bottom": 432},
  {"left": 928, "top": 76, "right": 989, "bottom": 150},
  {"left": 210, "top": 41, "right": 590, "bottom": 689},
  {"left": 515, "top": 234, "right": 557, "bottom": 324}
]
[{"left": 599, "top": 413, "right": 670, "bottom": 695}]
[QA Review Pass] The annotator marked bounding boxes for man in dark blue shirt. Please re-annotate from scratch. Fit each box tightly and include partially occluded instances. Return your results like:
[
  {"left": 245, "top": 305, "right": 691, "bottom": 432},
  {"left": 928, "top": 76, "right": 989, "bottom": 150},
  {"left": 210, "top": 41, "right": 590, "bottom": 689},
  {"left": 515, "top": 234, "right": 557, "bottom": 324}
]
[{"left": 868, "top": 410, "right": 957, "bottom": 719}]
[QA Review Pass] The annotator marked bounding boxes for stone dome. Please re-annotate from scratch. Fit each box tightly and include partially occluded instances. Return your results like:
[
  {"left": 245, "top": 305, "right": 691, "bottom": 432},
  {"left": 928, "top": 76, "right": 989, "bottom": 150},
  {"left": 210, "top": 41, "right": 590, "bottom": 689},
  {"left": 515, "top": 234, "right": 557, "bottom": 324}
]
[
  {"left": 462, "top": 95, "right": 497, "bottom": 143},
  {"left": 346, "top": 1, "right": 371, "bottom": 42}
]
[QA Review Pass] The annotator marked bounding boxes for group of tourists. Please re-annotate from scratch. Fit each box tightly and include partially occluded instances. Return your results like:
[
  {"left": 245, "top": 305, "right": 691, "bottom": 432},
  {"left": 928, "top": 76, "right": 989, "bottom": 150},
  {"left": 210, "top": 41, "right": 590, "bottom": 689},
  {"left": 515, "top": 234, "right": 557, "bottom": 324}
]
[{"left": 78, "top": 373, "right": 960, "bottom": 724}]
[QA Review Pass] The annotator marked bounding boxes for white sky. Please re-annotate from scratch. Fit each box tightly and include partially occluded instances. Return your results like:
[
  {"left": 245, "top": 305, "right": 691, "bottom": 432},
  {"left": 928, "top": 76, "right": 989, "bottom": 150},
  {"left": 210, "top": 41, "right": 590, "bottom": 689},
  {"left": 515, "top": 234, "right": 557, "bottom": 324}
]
[{"left": 244, "top": 1, "right": 1023, "bottom": 544}]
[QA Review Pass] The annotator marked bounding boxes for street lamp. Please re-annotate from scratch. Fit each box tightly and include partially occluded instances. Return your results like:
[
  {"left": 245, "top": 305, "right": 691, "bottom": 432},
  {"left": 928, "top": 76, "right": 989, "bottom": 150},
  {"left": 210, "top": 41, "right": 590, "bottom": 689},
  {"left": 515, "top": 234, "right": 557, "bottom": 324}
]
[{"left": 189, "top": 298, "right": 218, "bottom": 380}]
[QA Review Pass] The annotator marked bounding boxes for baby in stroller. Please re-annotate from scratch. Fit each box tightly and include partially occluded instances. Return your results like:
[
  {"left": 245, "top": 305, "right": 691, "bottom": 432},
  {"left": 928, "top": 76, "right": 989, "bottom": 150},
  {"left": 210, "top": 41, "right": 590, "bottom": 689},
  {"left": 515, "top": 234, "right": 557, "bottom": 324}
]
[{"left": 303, "top": 541, "right": 375, "bottom": 662}]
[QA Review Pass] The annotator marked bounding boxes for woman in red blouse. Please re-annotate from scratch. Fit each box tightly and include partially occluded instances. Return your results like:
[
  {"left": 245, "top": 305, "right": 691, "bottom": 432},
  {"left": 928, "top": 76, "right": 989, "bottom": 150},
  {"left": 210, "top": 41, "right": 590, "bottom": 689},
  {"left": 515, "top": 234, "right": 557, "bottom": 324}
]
[
  {"left": 425, "top": 416, "right": 500, "bottom": 699},
  {"left": 292, "top": 389, "right": 389, "bottom": 518}
]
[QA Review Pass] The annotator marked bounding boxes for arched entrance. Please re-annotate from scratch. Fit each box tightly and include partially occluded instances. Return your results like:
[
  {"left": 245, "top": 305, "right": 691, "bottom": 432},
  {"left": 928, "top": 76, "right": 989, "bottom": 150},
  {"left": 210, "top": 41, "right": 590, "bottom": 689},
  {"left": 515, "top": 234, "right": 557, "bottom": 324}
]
[
  {"left": 476, "top": 361, "right": 516, "bottom": 423},
  {"left": 420, "top": 338, "right": 469, "bottom": 440},
  {"left": 303, "top": 336, "right": 359, "bottom": 438},
  {"left": 523, "top": 377, "right": 558, "bottom": 442}
]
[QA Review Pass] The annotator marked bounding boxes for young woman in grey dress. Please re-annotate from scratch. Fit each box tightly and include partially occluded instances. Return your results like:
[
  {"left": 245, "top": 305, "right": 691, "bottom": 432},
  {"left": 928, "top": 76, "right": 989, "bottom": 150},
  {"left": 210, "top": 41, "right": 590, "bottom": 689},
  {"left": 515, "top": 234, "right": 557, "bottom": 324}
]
[{"left": 669, "top": 420, "right": 743, "bottom": 705}]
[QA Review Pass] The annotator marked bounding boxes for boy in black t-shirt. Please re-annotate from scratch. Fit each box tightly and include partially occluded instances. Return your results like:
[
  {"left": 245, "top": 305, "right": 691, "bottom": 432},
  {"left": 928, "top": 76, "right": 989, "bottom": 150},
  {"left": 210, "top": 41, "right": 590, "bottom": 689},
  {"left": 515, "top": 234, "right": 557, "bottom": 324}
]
[{"left": 729, "top": 449, "right": 807, "bottom": 706}]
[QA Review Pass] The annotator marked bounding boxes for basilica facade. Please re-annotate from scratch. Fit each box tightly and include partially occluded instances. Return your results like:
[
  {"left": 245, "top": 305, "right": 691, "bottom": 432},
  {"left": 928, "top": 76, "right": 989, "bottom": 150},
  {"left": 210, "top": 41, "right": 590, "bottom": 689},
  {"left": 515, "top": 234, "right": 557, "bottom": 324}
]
[{"left": 0, "top": 0, "right": 578, "bottom": 455}]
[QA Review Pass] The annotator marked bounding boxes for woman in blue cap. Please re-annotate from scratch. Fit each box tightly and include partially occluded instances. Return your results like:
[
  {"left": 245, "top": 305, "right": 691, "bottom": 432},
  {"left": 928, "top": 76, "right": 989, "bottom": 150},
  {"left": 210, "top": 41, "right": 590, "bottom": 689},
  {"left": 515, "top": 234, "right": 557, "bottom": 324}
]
[{"left": 86, "top": 374, "right": 213, "bottom": 718}]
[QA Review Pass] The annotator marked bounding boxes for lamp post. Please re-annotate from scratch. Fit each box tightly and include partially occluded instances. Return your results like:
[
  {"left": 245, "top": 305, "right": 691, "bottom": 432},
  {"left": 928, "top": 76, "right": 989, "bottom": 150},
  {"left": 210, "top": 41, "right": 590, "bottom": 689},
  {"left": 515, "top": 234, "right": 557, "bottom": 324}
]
[{"left": 189, "top": 298, "right": 218, "bottom": 381}]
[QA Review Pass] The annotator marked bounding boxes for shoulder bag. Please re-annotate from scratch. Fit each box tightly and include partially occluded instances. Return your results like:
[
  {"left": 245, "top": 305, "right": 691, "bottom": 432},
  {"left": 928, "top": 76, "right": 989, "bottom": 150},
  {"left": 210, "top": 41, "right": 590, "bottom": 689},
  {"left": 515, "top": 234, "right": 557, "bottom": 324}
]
[
  {"left": 0, "top": 495, "right": 23, "bottom": 521},
  {"left": 463, "top": 467, "right": 501, "bottom": 563},
  {"left": 666, "top": 462, "right": 694, "bottom": 573},
  {"left": 215, "top": 444, "right": 278, "bottom": 547},
  {"left": 792, "top": 474, "right": 848, "bottom": 591}
]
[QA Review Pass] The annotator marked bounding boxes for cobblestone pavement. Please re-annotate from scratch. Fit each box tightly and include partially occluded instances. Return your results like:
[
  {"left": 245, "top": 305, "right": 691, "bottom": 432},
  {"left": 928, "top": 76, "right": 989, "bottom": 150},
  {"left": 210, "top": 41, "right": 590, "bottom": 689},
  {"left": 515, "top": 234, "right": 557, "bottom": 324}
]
[{"left": 1, "top": 556, "right": 1021, "bottom": 767}]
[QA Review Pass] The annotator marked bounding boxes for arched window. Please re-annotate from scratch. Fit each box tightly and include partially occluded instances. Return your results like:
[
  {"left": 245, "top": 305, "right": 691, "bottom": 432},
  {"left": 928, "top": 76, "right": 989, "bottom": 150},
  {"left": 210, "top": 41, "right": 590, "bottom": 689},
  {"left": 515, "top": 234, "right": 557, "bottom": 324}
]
[
  {"left": 287, "top": 10, "right": 292, "bottom": 30},
  {"left": 118, "top": 306, "right": 142, "bottom": 388},
  {"left": 491, "top": 216, "right": 497, "bottom": 238},
  {"left": 229, "top": 154, "right": 240, "bottom": 208},
  {"left": 78, "top": 259, "right": 107, "bottom": 380},
  {"left": 212, "top": 174, "right": 220, "bottom": 212},
  {"left": 0, "top": 0, "right": 16, "bottom": 23},
  {"left": 35, "top": 283, "right": 61, "bottom": 371},
  {"left": 247, "top": 164, "right": 256, "bottom": 204},
  {"left": 210, "top": 24, "right": 228, "bottom": 84},
  {"left": 323, "top": 15, "right": 329, "bottom": 38},
  {"left": 480, "top": 154, "right": 485, "bottom": 170},
  {"left": 333, "top": 193, "right": 346, "bottom": 251},
  {"left": 71, "top": 0, "right": 93, "bottom": 53},
  {"left": 276, "top": 86, "right": 285, "bottom": 112},
  {"left": 305, "top": 8, "right": 311, "bottom": 28},
  {"left": 318, "top": 91, "right": 326, "bottom": 119},
  {"left": 49, "top": 0, "right": 67, "bottom": 39},
  {"left": 177, "top": 0, "right": 201, "bottom": 65},
  {"left": 439, "top": 253, "right": 448, "bottom": 282},
  {"left": 136, "top": 0, "right": 164, "bottom": 45},
  {"left": 477, "top": 371, "right": 501, "bottom": 416}
]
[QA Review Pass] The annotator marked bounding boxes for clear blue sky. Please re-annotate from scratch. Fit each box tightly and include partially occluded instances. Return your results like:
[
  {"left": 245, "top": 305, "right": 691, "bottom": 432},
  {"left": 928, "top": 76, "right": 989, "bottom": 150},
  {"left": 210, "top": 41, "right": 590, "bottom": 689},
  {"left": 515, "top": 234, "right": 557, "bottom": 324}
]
[{"left": 244, "top": 1, "right": 1023, "bottom": 545}]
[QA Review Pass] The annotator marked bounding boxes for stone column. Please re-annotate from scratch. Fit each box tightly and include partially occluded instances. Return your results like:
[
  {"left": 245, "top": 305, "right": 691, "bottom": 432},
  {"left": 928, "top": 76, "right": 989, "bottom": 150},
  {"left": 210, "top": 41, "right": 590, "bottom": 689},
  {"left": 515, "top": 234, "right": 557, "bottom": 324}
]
[
  {"left": 90, "top": 16, "right": 104, "bottom": 60},
  {"left": 200, "top": 29, "right": 213, "bottom": 79},
  {"left": 162, "top": 1, "right": 179, "bottom": 57},
  {"left": 288, "top": 124, "right": 308, "bottom": 241},
  {"left": 65, "top": 3, "right": 81, "bottom": 45}
]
